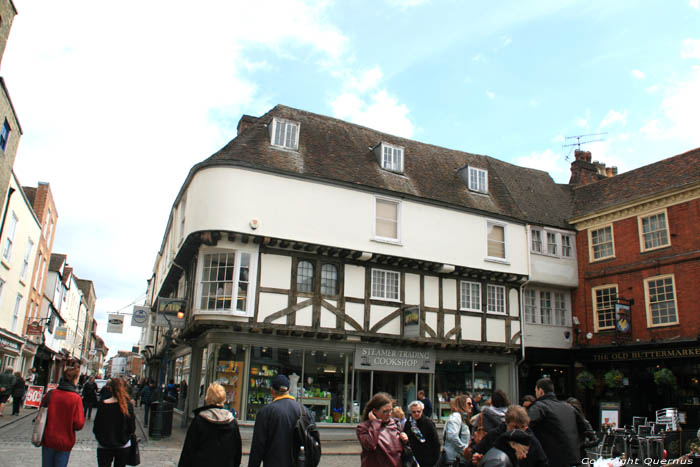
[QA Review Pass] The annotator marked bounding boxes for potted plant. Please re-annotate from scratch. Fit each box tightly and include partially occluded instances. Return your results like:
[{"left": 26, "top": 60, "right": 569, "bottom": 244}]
[
  {"left": 653, "top": 368, "right": 677, "bottom": 389},
  {"left": 604, "top": 369, "right": 624, "bottom": 389},
  {"left": 576, "top": 370, "right": 596, "bottom": 391}
]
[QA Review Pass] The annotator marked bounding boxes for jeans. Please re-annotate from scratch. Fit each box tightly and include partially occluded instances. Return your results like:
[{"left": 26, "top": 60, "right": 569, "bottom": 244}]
[
  {"left": 41, "top": 446, "right": 71, "bottom": 467},
  {"left": 97, "top": 447, "right": 129, "bottom": 467}
]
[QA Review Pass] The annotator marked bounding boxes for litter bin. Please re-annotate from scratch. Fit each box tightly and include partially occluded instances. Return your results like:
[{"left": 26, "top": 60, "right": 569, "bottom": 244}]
[{"left": 149, "top": 401, "right": 174, "bottom": 437}]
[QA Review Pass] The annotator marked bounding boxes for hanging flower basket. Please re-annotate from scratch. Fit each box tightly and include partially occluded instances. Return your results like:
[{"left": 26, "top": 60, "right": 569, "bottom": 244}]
[
  {"left": 653, "top": 368, "right": 677, "bottom": 389},
  {"left": 576, "top": 370, "right": 596, "bottom": 391},
  {"left": 604, "top": 369, "right": 624, "bottom": 389}
]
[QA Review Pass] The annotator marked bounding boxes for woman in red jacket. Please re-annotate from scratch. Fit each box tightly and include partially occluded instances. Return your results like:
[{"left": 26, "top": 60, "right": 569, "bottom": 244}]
[
  {"left": 41, "top": 360, "right": 85, "bottom": 467},
  {"left": 356, "top": 392, "right": 409, "bottom": 467}
]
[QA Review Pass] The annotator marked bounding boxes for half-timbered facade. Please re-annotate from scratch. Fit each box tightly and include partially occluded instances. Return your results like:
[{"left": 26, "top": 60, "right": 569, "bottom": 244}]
[{"left": 146, "top": 105, "right": 576, "bottom": 423}]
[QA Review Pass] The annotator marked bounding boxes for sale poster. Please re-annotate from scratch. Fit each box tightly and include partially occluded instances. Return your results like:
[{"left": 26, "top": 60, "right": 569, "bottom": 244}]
[{"left": 24, "top": 385, "right": 45, "bottom": 408}]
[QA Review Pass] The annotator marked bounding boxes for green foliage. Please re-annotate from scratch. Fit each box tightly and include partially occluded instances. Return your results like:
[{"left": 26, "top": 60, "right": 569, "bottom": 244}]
[
  {"left": 653, "top": 368, "right": 677, "bottom": 388},
  {"left": 576, "top": 370, "right": 596, "bottom": 390},
  {"left": 604, "top": 369, "right": 624, "bottom": 389}
]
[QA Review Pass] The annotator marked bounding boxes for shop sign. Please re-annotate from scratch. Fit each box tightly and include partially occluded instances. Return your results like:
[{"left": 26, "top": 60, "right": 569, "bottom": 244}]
[
  {"left": 54, "top": 326, "right": 68, "bottom": 340},
  {"left": 24, "top": 385, "right": 44, "bottom": 408},
  {"left": 591, "top": 347, "right": 700, "bottom": 362},
  {"left": 355, "top": 344, "right": 435, "bottom": 373},
  {"left": 0, "top": 336, "right": 21, "bottom": 352},
  {"left": 107, "top": 314, "right": 124, "bottom": 333},
  {"left": 26, "top": 322, "right": 43, "bottom": 336},
  {"left": 131, "top": 306, "right": 150, "bottom": 327},
  {"left": 403, "top": 306, "right": 420, "bottom": 338},
  {"left": 155, "top": 297, "right": 186, "bottom": 329}
]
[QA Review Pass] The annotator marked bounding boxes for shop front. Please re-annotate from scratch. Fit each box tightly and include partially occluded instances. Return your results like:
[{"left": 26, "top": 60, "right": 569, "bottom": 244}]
[
  {"left": 187, "top": 330, "right": 517, "bottom": 424},
  {"left": 0, "top": 329, "right": 24, "bottom": 372}
]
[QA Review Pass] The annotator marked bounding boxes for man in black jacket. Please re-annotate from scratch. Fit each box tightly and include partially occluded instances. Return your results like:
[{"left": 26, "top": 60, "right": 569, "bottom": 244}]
[
  {"left": 527, "top": 378, "right": 583, "bottom": 467},
  {"left": 249, "top": 374, "right": 316, "bottom": 467}
]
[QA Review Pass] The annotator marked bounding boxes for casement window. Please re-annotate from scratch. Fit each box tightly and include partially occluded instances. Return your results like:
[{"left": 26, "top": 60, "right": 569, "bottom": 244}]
[
  {"left": 546, "top": 232, "right": 558, "bottom": 256},
  {"left": 486, "top": 285, "right": 506, "bottom": 314},
  {"left": 2, "top": 212, "right": 17, "bottom": 261},
  {"left": 271, "top": 118, "right": 300, "bottom": 150},
  {"left": 374, "top": 197, "right": 400, "bottom": 243},
  {"left": 381, "top": 143, "right": 404, "bottom": 173},
  {"left": 590, "top": 225, "right": 614, "bottom": 261},
  {"left": 531, "top": 229, "right": 542, "bottom": 253},
  {"left": 639, "top": 211, "right": 670, "bottom": 252},
  {"left": 11, "top": 293, "right": 22, "bottom": 332},
  {"left": 645, "top": 275, "right": 678, "bottom": 327},
  {"left": 296, "top": 259, "right": 340, "bottom": 296},
  {"left": 320, "top": 264, "right": 339, "bottom": 295},
  {"left": 468, "top": 167, "right": 488, "bottom": 194},
  {"left": 460, "top": 281, "right": 481, "bottom": 311},
  {"left": 540, "top": 291, "right": 552, "bottom": 324},
  {"left": 21, "top": 239, "right": 34, "bottom": 281},
  {"left": 297, "top": 260, "right": 314, "bottom": 293},
  {"left": 197, "top": 248, "right": 255, "bottom": 315},
  {"left": 371, "top": 268, "right": 400, "bottom": 301},
  {"left": 554, "top": 292, "right": 567, "bottom": 326},
  {"left": 487, "top": 222, "right": 506, "bottom": 260},
  {"left": 0, "top": 119, "right": 10, "bottom": 151},
  {"left": 562, "top": 235, "right": 573, "bottom": 257},
  {"left": 524, "top": 290, "right": 537, "bottom": 324},
  {"left": 592, "top": 284, "right": 618, "bottom": 331}
]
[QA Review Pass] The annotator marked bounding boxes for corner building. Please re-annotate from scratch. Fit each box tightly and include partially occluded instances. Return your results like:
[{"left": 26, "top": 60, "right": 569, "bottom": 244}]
[{"left": 147, "top": 105, "right": 574, "bottom": 424}]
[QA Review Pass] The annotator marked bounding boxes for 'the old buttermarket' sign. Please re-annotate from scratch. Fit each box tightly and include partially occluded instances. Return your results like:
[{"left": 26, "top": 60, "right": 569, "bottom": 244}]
[
  {"left": 355, "top": 345, "right": 435, "bottom": 373},
  {"left": 591, "top": 347, "right": 700, "bottom": 362}
]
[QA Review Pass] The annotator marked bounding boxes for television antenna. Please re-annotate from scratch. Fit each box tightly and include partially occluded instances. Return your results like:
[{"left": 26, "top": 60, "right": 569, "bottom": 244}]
[{"left": 562, "top": 132, "right": 607, "bottom": 160}]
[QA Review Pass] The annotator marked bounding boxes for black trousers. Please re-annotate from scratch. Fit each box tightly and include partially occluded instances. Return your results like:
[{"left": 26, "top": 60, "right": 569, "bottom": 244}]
[
  {"left": 97, "top": 447, "right": 129, "bottom": 467},
  {"left": 11, "top": 396, "right": 21, "bottom": 415},
  {"left": 84, "top": 403, "right": 94, "bottom": 419}
]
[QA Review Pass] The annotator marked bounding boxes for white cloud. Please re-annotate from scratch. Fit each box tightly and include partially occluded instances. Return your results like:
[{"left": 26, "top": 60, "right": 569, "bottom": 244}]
[
  {"left": 472, "top": 54, "right": 484, "bottom": 63},
  {"left": 681, "top": 39, "right": 700, "bottom": 60},
  {"left": 640, "top": 120, "right": 664, "bottom": 139},
  {"left": 575, "top": 109, "right": 591, "bottom": 130},
  {"left": 386, "top": 0, "right": 431, "bottom": 8},
  {"left": 631, "top": 69, "right": 645, "bottom": 79},
  {"left": 515, "top": 149, "right": 569, "bottom": 182},
  {"left": 658, "top": 68, "right": 700, "bottom": 144},
  {"left": 343, "top": 66, "right": 384, "bottom": 93},
  {"left": 600, "top": 109, "right": 627, "bottom": 128},
  {"left": 331, "top": 90, "right": 414, "bottom": 137},
  {"left": 551, "top": 134, "right": 565, "bottom": 143},
  {"left": 486, "top": 90, "right": 495, "bottom": 100},
  {"left": 691, "top": 0, "right": 699, "bottom": 10},
  {"left": 646, "top": 85, "right": 660, "bottom": 93}
]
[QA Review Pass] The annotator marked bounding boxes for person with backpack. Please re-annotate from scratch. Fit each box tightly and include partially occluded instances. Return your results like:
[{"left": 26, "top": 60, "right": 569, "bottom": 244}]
[
  {"left": 249, "top": 374, "right": 320, "bottom": 467},
  {"left": 177, "top": 382, "right": 242, "bottom": 467}
]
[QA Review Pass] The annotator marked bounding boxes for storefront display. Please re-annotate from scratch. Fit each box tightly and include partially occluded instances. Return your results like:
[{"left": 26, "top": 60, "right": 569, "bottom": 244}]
[{"left": 215, "top": 345, "right": 245, "bottom": 417}]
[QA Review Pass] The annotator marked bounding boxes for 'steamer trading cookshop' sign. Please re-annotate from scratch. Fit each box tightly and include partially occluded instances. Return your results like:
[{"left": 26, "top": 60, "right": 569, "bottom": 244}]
[{"left": 355, "top": 345, "right": 435, "bottom": 373}]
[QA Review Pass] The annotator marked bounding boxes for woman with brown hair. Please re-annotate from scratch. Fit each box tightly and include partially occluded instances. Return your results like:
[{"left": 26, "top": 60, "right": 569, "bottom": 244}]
[
  {"left": 443, "top": 394, "right": 473, "bottom": 466},
  {"left": 93, "top": 377, "right": 136, "bottom": 467},
  {"left": 356, "top": 392, "right": 409, "bottom": 467}
]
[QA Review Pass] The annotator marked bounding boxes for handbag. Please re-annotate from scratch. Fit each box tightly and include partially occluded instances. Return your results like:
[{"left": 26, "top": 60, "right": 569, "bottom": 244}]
[
  {"left": 433, "top": 450, "right": 459, "bottom": 467},
  {"left": 402, "top": 444, "right": 419, "bottom": 467},
  {"left": 126, "top": 434, "right": 140, "bottom": 466},
  {"left": 31, "top": 390, "right": 52, "bottom": 447}
]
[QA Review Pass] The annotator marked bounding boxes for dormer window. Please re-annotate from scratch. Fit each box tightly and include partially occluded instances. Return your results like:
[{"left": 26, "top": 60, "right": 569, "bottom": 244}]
[
  {"left": 270, "top": 118, "right": 299, "bottom": 150},
  {"left": 468, "top": 166, "right": 488, "bottom": 193},
  {"left": 374, "top": 142, "right": 404, "bottom": 173}
]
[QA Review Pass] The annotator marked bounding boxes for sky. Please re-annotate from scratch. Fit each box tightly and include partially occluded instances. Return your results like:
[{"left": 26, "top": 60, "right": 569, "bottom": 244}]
[{"left": 3, "top": 0, "right": 699, "bottom": 359}]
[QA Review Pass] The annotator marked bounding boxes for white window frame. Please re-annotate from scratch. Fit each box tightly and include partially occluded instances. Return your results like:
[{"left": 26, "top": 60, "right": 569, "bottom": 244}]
[
  {"left": 380, "top": 143, "right": 404, "bottom": 173},
  {"left": 644, "top": 274, "right": 678, "bottom": 328},
  {"left": 589, "top": 224, "right": 615, "bottom": 262},
  {"left": 468, "top": 166, "right": 488, "bottom": 194},
  {"left": 486, "top": 221, "right": 507, "bottom": 263},
  {"left": 371, "top": 268, "right": 400, "bottom": 301},
  {"left": 554, "top": 292, "right": 568, "bottom": 326},
  {"left": 270, "top": 117, "right": 300, "bottom": 150},
  {"left": 546, "top": 232, "right": 558, "bottom": 256},
  {"left": 486, "top": 284, "right": 506, "bottom": 314},
  {"left": 373, "top": 196, "right": 401, "bottom": 244},
  {"left": 524, "top": 289, "right": 537, "bottom": 324},
  {"left": 561, "top": 235, "right": 573, "bottom": 258},
  {"left": 194, "top": 245, "right": 258, "bottom": 317},
  {"left": 11, "top": 293, "right": 22, "bottom": 332},
  {"left": 531, "top": 229, "right": 542, "bottom": 253},
  {"left": 592, "top": 284, "right": 618, "bottom": 332},
  {"left": 20, "top": 238, "right": 34, "bottom": 282},
  {"left": 2, "top": 212, "right": 18, "bottom": 261},
  {"left": 638, "top": 209, "right": 671, "bottom": 253},
  {"left": 459, "top": 281, "right": 482, "bottom": 312}
]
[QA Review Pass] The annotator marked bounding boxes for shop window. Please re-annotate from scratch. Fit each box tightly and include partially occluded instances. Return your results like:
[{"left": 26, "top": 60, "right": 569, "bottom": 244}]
[
  {"left": 248, "top": 346, "right": 303, "bottom": 421},
  {"left": 213, "top": 345, "right": 245, "bottom": 417},
  {"left": 302, "top": 350, "right": 348, "bottom": 423},
  {"left": 435, "top": 360, "right": 473, "bottom": 421}
]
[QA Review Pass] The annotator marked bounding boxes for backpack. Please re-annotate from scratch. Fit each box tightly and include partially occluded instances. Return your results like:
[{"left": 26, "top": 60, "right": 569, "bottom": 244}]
[{"left": 291, "top": 402, "right": 321, "bottom": 467}]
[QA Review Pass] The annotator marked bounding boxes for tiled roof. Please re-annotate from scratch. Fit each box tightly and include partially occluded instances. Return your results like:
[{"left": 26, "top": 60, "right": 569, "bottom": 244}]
[
  {"left": 48, "top": 253, "right": 66, "bottom": 272},
  {"left": 201, "top": 105, "right": 573, "bottom": 228},
  {"left": 571, "top": 147, "right": 700, "bottom": 219}
]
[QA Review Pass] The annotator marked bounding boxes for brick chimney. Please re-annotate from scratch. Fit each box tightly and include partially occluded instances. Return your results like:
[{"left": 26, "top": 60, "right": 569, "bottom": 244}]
[
  {"left": 569, "top": 150, "right": 615, "bottom": 185},
  {"left": 236, "top": 115, "right": 258, "bottom": 136}
]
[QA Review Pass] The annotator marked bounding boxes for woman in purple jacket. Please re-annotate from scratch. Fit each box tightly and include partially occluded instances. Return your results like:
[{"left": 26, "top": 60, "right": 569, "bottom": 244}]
[{"left": 356, "top": 393, "right": 408, "bottom": 467}]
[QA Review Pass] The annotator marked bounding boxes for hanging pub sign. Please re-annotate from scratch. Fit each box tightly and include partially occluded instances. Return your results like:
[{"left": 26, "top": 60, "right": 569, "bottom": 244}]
[
  {"left": 54, "top": 326, "right": 68, "bottom": 340},
  {"left": 403, "top": 306, "right": 420, "bottom": 338},
  {"left": 155, "top": 297, "right": 187, "bottom": 329},
  {"left": 615, "top": 303, "right": 631, "bottom": 333},
  {"left": 26, "top": 322, "right": 43, "bottom": 336},
  {"left": 107, "top": 314, "right": 125, "bottom": 333},
  {"left": 355, "top": 344, "right": 435, "bottom": 373},
  {"left": 131, "top": 306, "right": 149, "bottom": 328}
]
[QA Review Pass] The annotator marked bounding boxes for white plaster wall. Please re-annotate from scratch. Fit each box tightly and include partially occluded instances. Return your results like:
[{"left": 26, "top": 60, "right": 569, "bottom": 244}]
[
  {"left": 530, "top": 254, "right": 578, "bottom": 287},
  {"left": 425, "top": 311, "right": 437, "bottom": 335},
  {"left": 260, "top": 254, "right": 292, "bottom": 289},
  {"left": 345, "top": 302, "right": 365, "bottom": 331},
  {"left": 296, "top": 296, "right": 313, "bottom": 327},
  {"left": 444, "top": 313, "right": 455, "bottom": 338},
  {"left": 370, "top": 305, "right": 400, "bottom": 334},
  {"left": 257, "top": 292, "right": 287, "bottom": 323},
  {"left": 170, "top": 167, "right": 528, "bottom": 297},
  {"left": 461, "top": 315, "right": 481, "bottom": 341},
  {"left": 344, "top": 265, "right": 365, "bottom": 298},
  {"left": 320, "top": 299, "right": 337, "bottom": 329},
  {"left": 508, "top": 288, "right": 519, "bottom": 317},
  {"left": 405, "top": 273, "right": 420, "bottom": 305},
  {"left": 486, "top": 319, "right": 506, "bottom": 343},
  {"left": 424, "top": 276, "right": 439, "bottom": 308},
  {"left": 525, "top": 325, "right": 572, "bottom": 349},
  {"left": 511, "top": 320, "right": 521, "bottom": 341},
  {"left": 443, "top": 279, "right": 457, "bottom": 310}
]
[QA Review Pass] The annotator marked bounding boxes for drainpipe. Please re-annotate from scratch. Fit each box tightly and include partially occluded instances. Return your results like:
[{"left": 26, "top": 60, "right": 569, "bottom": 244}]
[
  {"left": 0, "top": 186, "right": 16, "bottom": 241},
  {"left": 515, "top": 224, "right": 534, "bottom": 395}
]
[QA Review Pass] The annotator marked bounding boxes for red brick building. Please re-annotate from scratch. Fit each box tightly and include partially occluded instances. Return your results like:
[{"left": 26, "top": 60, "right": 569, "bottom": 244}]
[{"left": 568, "top": 148, "right": 700, "bottom": 431}]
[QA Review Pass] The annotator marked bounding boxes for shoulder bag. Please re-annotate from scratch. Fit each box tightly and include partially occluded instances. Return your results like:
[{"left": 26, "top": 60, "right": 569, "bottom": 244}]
[
  {"left": 31, "top": 390, "right": 53, "bottom": 447},
  {"left": 126, "top": 434, "right": 140, "bottom": 466}
]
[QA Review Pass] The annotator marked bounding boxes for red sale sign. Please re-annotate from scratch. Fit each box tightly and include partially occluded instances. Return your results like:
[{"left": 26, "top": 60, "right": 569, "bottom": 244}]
[{"left": 24, "top": 385, "right": 45, "bottom": 408}]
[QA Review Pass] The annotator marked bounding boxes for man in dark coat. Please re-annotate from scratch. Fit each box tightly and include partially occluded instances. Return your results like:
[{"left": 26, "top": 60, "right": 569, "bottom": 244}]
[
  {"left": 248, "top": 374, "right": 316, "bottom": 467},
  {"left": 417, "top": 389, "right": 433, "bottom": 419},
  {"left": 527, "top": 378, "right": 583, "bottom": 467},
  {"left": 403, "top": 400, "right": 440, "bottom": 467},
  {"left": 178, "top": 382, "right": 242, "bottom": 467},
  {"left": 81, "top": 376, "right": 98, "bottom": 420},
  {"left": 0, "top": 368, "right": 15, "bottom": 415},
  {"left": 11, "top": 372, "right": 25, "bottom": 416},
  {"left": 479, "top": 429, "right": 531, "bottom": 467}
]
